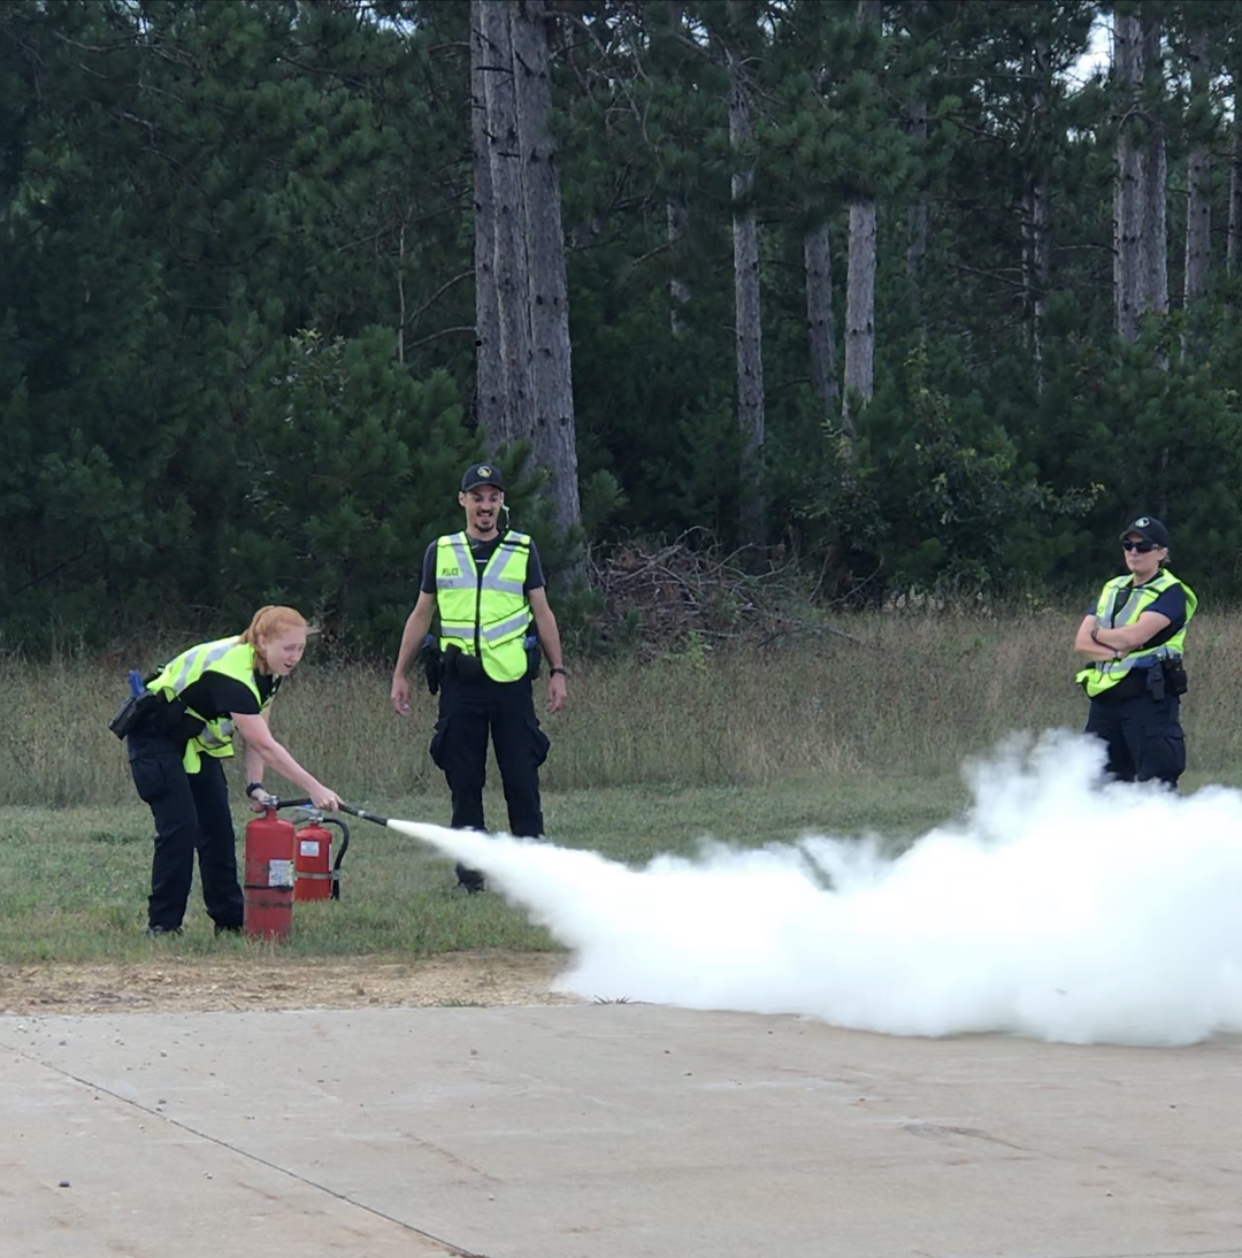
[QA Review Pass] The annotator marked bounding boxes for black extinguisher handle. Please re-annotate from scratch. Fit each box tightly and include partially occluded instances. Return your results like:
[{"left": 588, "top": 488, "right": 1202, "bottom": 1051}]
[
  {"left": 319, "top": 818, "right": 351, "bottom": 900},
  {"left": 272, "top": 797, "right": 313, "bottom": 810}
]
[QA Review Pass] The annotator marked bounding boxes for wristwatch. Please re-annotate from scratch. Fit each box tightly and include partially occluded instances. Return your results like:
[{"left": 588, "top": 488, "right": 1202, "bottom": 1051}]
[
  {"left": 245, "top": 782, "right": 265, "bottom": 798},
  {"left": 550, "top": 667, "right": 567, "bottom": 677}
]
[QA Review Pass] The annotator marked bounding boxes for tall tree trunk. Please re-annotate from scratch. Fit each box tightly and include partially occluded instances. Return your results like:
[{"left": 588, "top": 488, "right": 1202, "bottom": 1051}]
[
  {"left": 843, "top": 201, "right": 876, "bottom": 441},
  {"left": 479, "top": 0, "right": 534, "bottom": 449},
  {"left": 1231, "top": 60, "right": 1242, "bottom": 276},
  {"left": 471, "top": 0, "right": 505, "bottom": 444},
  {"left": 804, "top": 221, "right": 839, "bottom": 420},
  {"left": 843, "top": 0, "right": 880, "bottom": 439},
  {"left": 905, "top": 0, "right": 928, "bottom": 333},
  {"left": 1023, "top": 36, "right": 1050, "bottom": 383},
  {"left": 1183, "top": 25, "right": 1211, "bottom": 357},
  {"left": 667, "top": 194, "right": 691, "bottom": 338},
  {"left": 511, "top": 0, "right": 581, "bottom": 544},
  {"left": 1139, "top": 16, "right": 1168, "bottom": 322},
  {"left": 1140, "top": 133, "right": 1168, "bottom": 316},
  {"left": 1113, "top": 11, "right": 1143, "bottom": 344},
  {"left": 906, "top": 96, "right": 928, "bottom": 333},
  {"left": 1023, "top": 176, "right": 1050, "bottom": 379},
  {"left": 728, "top": 47, "right": 765, "bottom": 549}
]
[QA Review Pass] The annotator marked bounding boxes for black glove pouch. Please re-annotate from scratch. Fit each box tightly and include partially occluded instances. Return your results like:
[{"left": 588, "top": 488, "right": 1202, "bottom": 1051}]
[
  {"left": 454, "top": 652, "right": 484, "bottom": 681},
  {"left": 441, "top": 643, "right": 483, "bottom": 681}
]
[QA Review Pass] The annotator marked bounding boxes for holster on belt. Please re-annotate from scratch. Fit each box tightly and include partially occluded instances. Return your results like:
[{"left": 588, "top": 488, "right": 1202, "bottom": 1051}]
[
  {"left": 1162, "top": 656, "right": 1188, "bottom": 696},
  {"left": 418, "top": 634, "right": 442, "bottom": 695},
  {"left": 108, "top": 689, "right": 160, "bottom": 739},
  {"left": 1147, "top": 661, "right": 1166, "bottom": 701}
]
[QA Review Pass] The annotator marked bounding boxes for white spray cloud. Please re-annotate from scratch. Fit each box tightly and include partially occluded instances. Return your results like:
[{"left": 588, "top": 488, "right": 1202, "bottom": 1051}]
[{"left": 389, "top": 730, "right": 1242, "bottom": 1046}]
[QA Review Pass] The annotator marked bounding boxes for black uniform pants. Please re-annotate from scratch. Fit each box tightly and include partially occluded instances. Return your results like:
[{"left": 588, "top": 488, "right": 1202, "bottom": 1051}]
[
  {"left": 1084, "top": 691, "right": 1186, "bottom": 788},
  {"left": 127, "top": 731, "right": 245, "bottom": 931},
  {"left": 430, "top": 673, "right": 550, "bottom": 843}
]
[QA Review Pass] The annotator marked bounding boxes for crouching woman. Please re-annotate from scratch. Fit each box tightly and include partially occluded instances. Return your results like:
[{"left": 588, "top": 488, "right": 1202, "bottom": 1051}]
[{"left": 126, "top": 605, "right": 341, "bottom": 937}]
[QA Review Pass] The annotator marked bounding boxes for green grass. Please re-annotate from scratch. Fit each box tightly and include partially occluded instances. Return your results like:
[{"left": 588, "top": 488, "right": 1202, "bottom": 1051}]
[
  {"left": 23, "top": 607, "right": 1242, "bottom": 810},
  {"left": 0, "top": 776, "right": 973, "bottom": 963},
  {"left": 3, "top": 607, "right": 1242, "bottom": 964}
]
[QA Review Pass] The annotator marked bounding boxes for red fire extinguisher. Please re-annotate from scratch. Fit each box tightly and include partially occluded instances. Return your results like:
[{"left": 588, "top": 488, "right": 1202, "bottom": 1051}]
[
  {"left": 243, "top": 807, "right": 297, "bottom": 940},
  {"left": 294, "top": 815, "right": 351, "bottom": 902}
]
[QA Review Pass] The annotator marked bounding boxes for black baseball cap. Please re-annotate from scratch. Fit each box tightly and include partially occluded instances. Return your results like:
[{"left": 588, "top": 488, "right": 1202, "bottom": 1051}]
[
  {"left": 1120, "top": 516, "right": 1170, "bottom": 548},
  {"left": 461, "top": 462, "right": 505, "bottom": 493}
]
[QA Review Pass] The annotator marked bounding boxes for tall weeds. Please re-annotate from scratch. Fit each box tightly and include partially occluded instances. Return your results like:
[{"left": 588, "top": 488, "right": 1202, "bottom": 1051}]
[{"left": 9, "top": 609, "right": 1242, "bottom": 809}]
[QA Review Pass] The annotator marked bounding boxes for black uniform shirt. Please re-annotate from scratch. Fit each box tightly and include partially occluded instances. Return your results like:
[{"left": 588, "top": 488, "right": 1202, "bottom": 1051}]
[{"left": 179, "top": 670, "right": 280, "bottom": 719}]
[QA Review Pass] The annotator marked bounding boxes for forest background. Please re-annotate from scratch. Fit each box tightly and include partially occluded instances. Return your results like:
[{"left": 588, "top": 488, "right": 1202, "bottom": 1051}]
[{"left": 2, "top": 0, "right": 1240, "bottom": 659}]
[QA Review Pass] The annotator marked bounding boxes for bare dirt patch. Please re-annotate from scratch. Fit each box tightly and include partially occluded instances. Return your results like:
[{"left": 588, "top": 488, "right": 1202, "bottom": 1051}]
[{"left": 0, "top": 951, "right": 578, "bottom": 1017}]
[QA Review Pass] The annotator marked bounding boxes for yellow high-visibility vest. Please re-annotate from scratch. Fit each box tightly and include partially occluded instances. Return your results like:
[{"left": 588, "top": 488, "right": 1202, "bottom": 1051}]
[
  {"left": 435, "top": 531, "right": 532, "bottom": 682},
  {"left": 1076, "top": 569, "right": 1196, "bottom": 698},
  {"left": 147, "top": 637, "right": 269, "bottom": 772}
]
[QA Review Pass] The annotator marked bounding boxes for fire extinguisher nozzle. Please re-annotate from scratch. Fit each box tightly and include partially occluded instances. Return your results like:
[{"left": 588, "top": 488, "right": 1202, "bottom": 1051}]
[{"left": 338, "top": 803, "right": 390, "bottom": 827}]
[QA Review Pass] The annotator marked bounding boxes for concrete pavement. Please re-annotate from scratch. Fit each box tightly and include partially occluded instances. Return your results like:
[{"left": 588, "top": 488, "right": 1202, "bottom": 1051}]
[{"left": 2, "top": 1003, "right": 1240, "bottom": 1258}]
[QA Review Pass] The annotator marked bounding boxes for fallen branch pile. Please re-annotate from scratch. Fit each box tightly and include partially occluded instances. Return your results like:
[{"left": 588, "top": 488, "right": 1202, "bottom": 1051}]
[{"left": 587, "top": 537, "right": 779, "bottom": 649}]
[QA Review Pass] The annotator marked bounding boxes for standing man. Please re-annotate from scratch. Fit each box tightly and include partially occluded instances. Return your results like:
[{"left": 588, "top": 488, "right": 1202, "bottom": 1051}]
[
  {"left": 391, "top": 463, "right": 568, "bottom": 891},
  {"left": 1073, "top": 516, "right": 1196, "bottom": 788}
]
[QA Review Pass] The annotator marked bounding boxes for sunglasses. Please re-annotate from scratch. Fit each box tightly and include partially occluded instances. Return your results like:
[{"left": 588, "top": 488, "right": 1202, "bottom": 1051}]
[{"left": 1121, "top": 540, "right": 1158, "bottom": 553}]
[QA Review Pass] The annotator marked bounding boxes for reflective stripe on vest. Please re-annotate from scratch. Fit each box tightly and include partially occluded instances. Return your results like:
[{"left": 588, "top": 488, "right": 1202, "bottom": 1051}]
[
  {"left": 436, "top": 531, "right": 532, "bottom": 682},
  {"left": 147, "top": 638, "right": 267, "bottom": 772},
  {"left": 1076, "top": 569, "right": 1197, "bottom": 698}
]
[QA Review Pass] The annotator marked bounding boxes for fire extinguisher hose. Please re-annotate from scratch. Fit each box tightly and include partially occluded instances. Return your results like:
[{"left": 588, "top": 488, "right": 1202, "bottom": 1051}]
[{"left": 320, "top": 817, "right": 350, "bottom": 899}]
